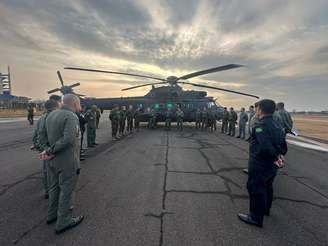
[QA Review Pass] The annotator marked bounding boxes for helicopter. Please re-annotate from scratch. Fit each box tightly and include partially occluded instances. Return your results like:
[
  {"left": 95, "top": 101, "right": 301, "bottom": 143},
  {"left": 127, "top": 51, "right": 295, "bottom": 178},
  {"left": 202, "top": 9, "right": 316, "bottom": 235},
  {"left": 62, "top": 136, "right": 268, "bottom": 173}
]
[{"left": 48, "top": 64, "right": 259, "bottom": 122}]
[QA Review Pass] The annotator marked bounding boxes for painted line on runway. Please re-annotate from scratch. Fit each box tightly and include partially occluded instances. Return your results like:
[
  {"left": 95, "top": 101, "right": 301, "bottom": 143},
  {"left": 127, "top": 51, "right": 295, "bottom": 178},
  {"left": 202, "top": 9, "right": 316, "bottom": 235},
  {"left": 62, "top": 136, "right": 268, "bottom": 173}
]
[{"left": 287, "top": 139, "right": 328, "bottom": 152}]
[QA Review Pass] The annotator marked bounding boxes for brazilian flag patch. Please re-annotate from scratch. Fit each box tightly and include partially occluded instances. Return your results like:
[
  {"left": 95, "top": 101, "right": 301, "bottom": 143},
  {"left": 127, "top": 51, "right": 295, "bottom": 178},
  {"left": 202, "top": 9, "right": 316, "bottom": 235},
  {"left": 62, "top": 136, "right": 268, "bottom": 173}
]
[{"left": 255, "top": 128, "right": 263, "bottom": 133}]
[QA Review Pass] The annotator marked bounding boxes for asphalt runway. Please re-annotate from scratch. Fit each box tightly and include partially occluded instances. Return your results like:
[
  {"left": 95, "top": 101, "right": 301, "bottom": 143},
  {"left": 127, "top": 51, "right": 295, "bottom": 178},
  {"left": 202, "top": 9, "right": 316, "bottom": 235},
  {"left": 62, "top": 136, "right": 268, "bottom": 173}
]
[{"left": 0, "top": 115, "right": 328, "bottom": 246}]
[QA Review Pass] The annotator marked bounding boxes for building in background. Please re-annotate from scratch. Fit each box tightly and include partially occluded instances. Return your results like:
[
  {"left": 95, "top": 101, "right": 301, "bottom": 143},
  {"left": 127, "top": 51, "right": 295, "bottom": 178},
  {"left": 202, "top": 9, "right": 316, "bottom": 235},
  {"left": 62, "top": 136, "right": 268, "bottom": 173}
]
[{"left": 0, "top": 66, "right": 31, "bottom": 109}]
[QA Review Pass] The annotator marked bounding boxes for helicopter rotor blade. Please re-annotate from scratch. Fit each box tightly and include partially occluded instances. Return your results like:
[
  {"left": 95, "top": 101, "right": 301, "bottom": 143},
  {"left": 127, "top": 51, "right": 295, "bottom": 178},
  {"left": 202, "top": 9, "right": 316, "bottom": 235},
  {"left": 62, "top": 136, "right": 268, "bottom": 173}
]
[
  {"left": 121, "top": 82, "right": 168, "bottom": 91},
  {"left": 57, "top": 71, "right": 65, "bottom": 86},
  {"left": 64, "top": 67, "right": 166, "bottom": 82},
  {"left": 178, "top": 64, "right": 244, "bottom": 81},
  {"left": 48, "top": 88, "right": 61, "bottom": 94},
  {"left": 68, "top": 82, "right": 80, "bottom": 88},
  {"left": 179, "top": 82, "right": 259, "bottom": 99}
]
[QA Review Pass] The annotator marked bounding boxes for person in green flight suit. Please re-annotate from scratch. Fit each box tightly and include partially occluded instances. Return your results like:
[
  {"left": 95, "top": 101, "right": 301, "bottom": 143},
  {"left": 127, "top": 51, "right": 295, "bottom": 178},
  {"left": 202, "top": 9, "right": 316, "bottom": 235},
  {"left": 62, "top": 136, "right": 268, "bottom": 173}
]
[
  {"left": 109, "top": 105, "right": 120, "bottom": 140},
  {"left": 85, "top": 105, "right": 97, "bottom": 147},
  {"left": 228, "top": 107, "right": 238, "bottom": 136},
  {"left": 39, "top": 94, "right": 84, "bottom": 234},
  {"left": 201, "top": 107, "right": 208, "bottom": 130},
  {"left": 195, "top": 109, "right": 202, "bottom": 129},
  {"left": 32, "top": 99, "right": 60, "bottom": 199},
  {"left": 148, "top": 108, "right": 157, "bottom": 129},
  {"left": 176, "top": 107, "right": 184, "bottom": 131},
  {"left": 221, "top": 107, "right": 229, "bottom": 134},
  {"left": 134, "top": 107, "right": 142, "bottom": 131},
  {"left": 96, "top": 108, "right": 101, "bottom": 129},
  {"left": 119, "top": 106, "right": 127, "bottom": 136},
  {"left": 126, "top": 105, "right": 134, "bottom": 134},
  {"left": 165, "top": 108, "right": 173, "bottom": 130}
]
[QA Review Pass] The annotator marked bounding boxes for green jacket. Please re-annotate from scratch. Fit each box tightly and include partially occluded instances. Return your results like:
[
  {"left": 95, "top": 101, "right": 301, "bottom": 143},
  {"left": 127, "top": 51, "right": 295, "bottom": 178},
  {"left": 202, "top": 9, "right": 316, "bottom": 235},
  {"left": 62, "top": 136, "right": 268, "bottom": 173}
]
[
  {"left": 120, "top": 110, "right": 127, "bottom": 122},
  {"left": 109, "top": 109, "right": 120, "bottom": 122},
  {"left": 126, "top": 109, "right": 133, "bottom": 121},
  {"left": 46, "top": 107, "right": 80, "bottom": 177},
  {"left": 228, "top": 111, "right": 238, "bottom": 122},
  {"left": 85, "top": 109, "right": 97, "bottom": 129},
  {"left": 274, "top": 109, "right": 293, "bottom": 132}
]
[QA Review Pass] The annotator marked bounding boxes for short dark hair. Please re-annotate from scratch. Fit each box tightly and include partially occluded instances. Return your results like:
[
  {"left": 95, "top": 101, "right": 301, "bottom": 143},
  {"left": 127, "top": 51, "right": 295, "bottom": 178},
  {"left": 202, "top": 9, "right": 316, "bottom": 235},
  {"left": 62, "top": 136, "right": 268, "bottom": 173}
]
[
  {"left": 250, "top": 105, "right": 254, "bottom": 109},
  {"left": 49, "top": 94, "right": 62, "bottom": 102},
  {"left": 44, "top": 99, "right": 59, "bottom": 111},
  {"left": 277, "top": 102, "right": 284, "bottom": 109},
  {"left": 257, "top": 99, "right": 276, "bottom": 114}
]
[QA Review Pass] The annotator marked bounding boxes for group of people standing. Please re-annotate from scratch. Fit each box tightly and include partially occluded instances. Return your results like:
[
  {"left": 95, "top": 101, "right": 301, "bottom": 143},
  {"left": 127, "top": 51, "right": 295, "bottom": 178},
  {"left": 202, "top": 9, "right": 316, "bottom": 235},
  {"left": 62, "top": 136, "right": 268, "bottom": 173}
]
[
  {"left": 221, "top": 102, "right": 293, "bottom": 141},
  {"left": 109, "top": 105, "right": 142, "bottom": 140}
]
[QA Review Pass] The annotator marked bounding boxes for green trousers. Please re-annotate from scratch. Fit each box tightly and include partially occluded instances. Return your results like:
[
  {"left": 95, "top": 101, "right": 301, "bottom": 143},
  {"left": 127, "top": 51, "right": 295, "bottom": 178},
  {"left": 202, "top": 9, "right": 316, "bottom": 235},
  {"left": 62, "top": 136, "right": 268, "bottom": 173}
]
[
  {"left": 43, "top": 160, "right": 49, "bottom": 195},
  {"left": 87, "top": 127, "right": 96, "bottom": 146},
  {"left": 47, "top": 165, "right": 78, "bottom": 231}
]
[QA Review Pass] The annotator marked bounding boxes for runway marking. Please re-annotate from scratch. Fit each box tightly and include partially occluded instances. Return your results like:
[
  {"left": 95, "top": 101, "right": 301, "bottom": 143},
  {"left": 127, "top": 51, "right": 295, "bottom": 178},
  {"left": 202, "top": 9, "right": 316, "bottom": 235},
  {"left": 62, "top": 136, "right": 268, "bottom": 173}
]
[{"left": 287, "top": 139, "right": 328, "bottom": 152}]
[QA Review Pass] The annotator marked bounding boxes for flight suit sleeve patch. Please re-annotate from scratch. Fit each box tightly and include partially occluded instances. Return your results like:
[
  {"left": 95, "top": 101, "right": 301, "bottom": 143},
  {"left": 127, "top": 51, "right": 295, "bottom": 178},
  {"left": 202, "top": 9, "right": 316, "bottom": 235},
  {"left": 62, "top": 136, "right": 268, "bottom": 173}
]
[{"left": 255, "top": 127, "right": 263, "bottom": 133}]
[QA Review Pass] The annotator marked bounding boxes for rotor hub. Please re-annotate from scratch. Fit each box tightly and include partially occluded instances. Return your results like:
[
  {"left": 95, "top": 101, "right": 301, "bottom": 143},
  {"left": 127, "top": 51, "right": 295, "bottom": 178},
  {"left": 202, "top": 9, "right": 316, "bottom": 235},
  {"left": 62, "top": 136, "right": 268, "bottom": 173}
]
[{"left": 166, "top": 76, "right": 179, "bottom": 86}]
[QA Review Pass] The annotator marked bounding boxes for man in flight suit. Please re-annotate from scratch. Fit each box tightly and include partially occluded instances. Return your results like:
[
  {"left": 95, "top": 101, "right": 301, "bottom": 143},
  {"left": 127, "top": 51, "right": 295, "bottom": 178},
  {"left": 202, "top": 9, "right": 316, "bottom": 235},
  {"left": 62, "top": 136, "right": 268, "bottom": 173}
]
[
  {"left": 85, "top": 105, "right": 97, "bottom": 147},
  {"left": 176, "top": 108, "right": 184, "bottom": 131},
  {"left": 201, "top": 107, "right": 208, "bottom": 130},
  {"left": 40, "top": 94, "right": 84, "bottom": 234},
  {"left": 134, "top": 107, "right": 142, "bottom": 131},
  {"left": 238, "top": 99, "right": 287, "bottom": 227},
  {"left": 119, "top": 106, "right": 127, "bottom": 135},
  {"left": 32, "top": 99, "right": 60, "bottom": 198},
  {"left": 221, "top": 107, "right": 229, "bottom": 133},
  {"left": 126, "top": 105, "right": 134, "bottom": 134},
  {"left": 228, "top": 107, "right": 238, "bottom": 136},
  {"left": 273, "top": 102, "right": 293, "bottom": 135},
  {"left": 165, "top": 108, "right": 173, "bottom": 130},
  {"left": 195, "top": 109, "right": 202, "bottom": 129},
  {"left": 237, "top": 107, "right": 248, "bottom": 139},
  {"left": 109, "top": 105, "right": 120, "bottom": 140}
]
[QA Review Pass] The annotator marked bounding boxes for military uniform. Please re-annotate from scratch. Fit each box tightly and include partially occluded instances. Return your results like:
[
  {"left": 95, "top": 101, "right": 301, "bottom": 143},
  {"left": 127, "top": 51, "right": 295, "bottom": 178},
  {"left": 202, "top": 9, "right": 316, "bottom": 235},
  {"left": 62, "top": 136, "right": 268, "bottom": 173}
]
[
  {"left": 165, "top": 110, "right": 173, "bottom": 130},
  {"left": 273, "top": 109, "right": 293, "bottom": 134},
  {"left": 45, "top": 106, "right": 81, "bottom": 231},
  {"left": 201, "top": 109, "right": 208, "bottom": 129},
  {"left": 109, "top": 108, "right": 120, "bottom": 139},
  {"left": 238, "top": 111, "right": 248, "bottom": 139},
  {"left": 134, "top": 109, "right": 142, "bottom": 131},
  {"left": 148, "top": 110, "right": 156, "bottom": 129},
  {"left": 247, "top": 115, "right": 287, "bottom": 225},
  {"left": 195, "top": 110, "right": 202, "bottom": 129},
  {"left": 248, "top": 110, "right": 256, "bottom": 136},
  {"left": 126, "top": 108, "right": 134, "bottom": 133},
  {"left": 228, "top": 110, "right": 238, "bottom": 136},
  {"left": 221, "top": 110, "right": 229, "bottom": 133},
  {"left": 176, "top": 109, "right": 184, "bottom": 131},
  {"left": 32, "top": 111, "right": 52, "bottom": 197},
  {"left": 27, "top": 106, "right": 34, "bottom": 125},
  {"left": 76, "top": 112, "right": 87, "bottom": 150},
  {"left": 209, "top": 110, "right": 217, "bottom": 132},
  {"left": 96, "top": 109, "right": 101, "bottom": 129},
  {"left": 119, "top": 109, "right": 126, "bottom": 135},
  {"left": 85, "top": 109, "right": 97, "bottom": 147}
]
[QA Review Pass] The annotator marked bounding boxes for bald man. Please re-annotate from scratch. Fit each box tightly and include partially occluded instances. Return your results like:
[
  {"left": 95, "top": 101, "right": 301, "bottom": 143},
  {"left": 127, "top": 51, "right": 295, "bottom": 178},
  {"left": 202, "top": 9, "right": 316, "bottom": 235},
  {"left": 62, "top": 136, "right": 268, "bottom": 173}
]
[{"left": 40, "top": 94, "right": 84, "bottom": 234}]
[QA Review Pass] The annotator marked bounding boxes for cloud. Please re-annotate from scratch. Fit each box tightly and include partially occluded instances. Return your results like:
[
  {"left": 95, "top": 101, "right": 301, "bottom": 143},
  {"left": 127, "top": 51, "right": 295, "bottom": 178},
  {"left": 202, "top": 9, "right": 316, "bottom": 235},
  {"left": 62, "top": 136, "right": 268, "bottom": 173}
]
[{"left": 0, "top": 0, "right": 327, "bottom": 110}]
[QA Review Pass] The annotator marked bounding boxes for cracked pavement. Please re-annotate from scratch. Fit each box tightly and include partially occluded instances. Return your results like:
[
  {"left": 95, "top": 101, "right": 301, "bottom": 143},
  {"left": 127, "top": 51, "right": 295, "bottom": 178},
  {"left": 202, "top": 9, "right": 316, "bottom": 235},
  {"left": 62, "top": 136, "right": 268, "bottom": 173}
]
[{"left": 1, "top": 116, "right": 328, "bottom": 246}]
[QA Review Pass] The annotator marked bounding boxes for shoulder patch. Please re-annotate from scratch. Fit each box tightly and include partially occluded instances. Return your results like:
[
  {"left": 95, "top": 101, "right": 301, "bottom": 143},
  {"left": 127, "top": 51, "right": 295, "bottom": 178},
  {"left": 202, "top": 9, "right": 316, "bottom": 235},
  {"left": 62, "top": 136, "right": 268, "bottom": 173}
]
[{"left": 255, "top": 127, "right": 263, "bottom": 133}]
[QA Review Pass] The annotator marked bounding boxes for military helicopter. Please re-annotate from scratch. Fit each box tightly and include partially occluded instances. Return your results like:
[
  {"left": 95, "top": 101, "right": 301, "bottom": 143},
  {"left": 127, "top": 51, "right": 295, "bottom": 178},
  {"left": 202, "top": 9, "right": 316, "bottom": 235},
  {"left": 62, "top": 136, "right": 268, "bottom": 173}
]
[{"left": 48, "top": 64, "right": 259, "bottom": 122}]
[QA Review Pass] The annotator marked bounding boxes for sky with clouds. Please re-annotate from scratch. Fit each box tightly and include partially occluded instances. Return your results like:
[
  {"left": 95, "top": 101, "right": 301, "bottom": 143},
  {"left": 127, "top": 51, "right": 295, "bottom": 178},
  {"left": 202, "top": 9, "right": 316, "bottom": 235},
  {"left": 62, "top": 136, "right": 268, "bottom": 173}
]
[{"left": 0, "top": 0, "right": 327, "bottom": 110}]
